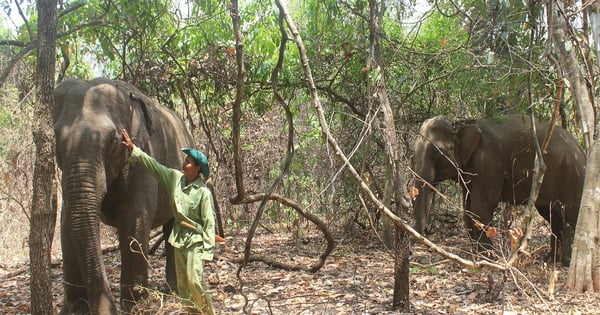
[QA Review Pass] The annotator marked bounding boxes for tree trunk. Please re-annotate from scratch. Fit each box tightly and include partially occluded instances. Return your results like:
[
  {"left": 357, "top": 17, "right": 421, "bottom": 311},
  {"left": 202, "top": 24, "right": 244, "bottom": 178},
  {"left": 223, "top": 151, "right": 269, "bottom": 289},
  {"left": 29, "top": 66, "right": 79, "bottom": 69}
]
[
  {"left": 566, "top": 140, "right": 600, "bottom": 292},
  {"left": 381, "top": 155, "right": 394, "bottom": 249},
  {"left": 29, "top": 0, "right": 57, "bottom": 314},
  {"left": 229, "top": 0, "right": 247, "bottom": 204},
  {"left": 551, "top": 0, "right": 600, "bottom": 292},
  {"left": 367, "top": 0, "right": 410, "bottom": 310},
  {"left": 549, "top": 1, "right": 595, "bottom": 146}
]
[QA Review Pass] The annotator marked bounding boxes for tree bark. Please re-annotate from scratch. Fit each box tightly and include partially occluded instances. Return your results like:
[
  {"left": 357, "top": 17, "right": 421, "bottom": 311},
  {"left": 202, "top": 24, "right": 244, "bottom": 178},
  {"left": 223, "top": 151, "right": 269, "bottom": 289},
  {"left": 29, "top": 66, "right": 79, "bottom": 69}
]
[
  {"left": 549, "top": 1, "right": 596, "bottom": 146},
  {"left": 367, "top": 0, "right": 410, "bottom": 310},
  {"left": 229, "top": 0, "right": 247, "bottom": 204},
  {"left": 566, "top": 140, "right": 600, "bottom": 292},
  {"left": 29, "top": 0, "right": 57, "bottom": 314},
  {"left": 564, "top": 1, "right": 600, "bottom": 293}
]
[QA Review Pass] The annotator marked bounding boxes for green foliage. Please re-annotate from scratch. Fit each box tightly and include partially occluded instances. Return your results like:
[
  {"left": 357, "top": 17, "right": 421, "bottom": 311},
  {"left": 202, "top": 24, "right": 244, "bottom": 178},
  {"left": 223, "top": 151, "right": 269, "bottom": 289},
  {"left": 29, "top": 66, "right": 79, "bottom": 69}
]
[
  {"left": 382, "top": 0, "right": 557, "bottom": 122},
  {"left": 0, "top": 0, "right": 581, "bottom": 237},
  {"left": 410, "top": 266, "right": 421, "bottom": 273},
  {"left": 416, "top": 9, "right": 468, "bottom": 51},
  {"left": 0, "top": 104, "right": 15, "bottom": 127}
]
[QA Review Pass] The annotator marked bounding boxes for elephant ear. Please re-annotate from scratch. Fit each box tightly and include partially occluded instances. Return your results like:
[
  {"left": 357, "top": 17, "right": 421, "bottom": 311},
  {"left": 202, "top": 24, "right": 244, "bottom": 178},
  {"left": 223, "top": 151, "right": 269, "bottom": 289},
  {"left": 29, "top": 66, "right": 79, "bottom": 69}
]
[
  {"left": 453, "top": 119, "right": 482, "bottom": 165},
  {"left": 128, "top": 91, "right": 155, "bottom": 136}
]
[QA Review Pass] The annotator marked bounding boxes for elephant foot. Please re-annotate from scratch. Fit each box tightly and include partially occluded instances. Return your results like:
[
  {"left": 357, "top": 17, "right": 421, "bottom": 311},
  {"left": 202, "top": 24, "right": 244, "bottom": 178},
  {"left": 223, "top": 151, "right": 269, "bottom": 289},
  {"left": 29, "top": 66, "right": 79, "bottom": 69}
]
[
  {"left": 95, "top": 293, "right": 119, "bottom": 315},
  {"left": 59, "top": 303, "right": 89, "bottom": 315},
  {"left": 121, "top": 285, "right": 150, "bottom": 313},
  {"left": 60, "top": 297, "right": 117, "bottom": 315},
  {"left": 543, "top": 250, "right": 570, "bottom": 267}
]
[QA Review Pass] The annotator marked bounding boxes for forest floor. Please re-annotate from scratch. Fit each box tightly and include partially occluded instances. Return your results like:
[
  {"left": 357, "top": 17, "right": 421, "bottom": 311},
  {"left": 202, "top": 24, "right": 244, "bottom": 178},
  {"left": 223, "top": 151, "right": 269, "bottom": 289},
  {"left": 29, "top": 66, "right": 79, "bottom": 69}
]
[{"left": 0, "top": 220, "right": 599, "bottom": 314}]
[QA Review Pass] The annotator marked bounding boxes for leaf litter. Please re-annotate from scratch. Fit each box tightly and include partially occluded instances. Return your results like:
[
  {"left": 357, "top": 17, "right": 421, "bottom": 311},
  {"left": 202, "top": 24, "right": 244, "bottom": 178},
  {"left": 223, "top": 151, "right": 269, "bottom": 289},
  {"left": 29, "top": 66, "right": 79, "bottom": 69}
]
[{"left": 0, "top": 224, "right": 598, "bottom": 314}]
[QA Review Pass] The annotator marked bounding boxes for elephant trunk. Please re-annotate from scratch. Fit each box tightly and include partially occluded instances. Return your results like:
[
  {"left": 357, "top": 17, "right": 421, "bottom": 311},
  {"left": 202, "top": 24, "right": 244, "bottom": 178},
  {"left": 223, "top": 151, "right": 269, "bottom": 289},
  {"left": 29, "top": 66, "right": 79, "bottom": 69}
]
[
  {"left": 413, "top": 165, "right": 435, "bottom": 235},
  {"left": 61, "top": 159, "right": 116, "bottom": 313}
]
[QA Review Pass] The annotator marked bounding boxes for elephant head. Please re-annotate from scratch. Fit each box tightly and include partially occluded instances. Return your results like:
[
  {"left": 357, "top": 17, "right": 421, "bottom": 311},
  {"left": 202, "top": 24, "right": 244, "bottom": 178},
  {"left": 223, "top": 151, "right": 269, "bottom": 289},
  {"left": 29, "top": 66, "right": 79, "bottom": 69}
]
[
  {"left": 412, "top": 116, "right": 481, "bottom": 234},
  {"left": 54, "top": 78, "right": 193, "bottom": 314}
]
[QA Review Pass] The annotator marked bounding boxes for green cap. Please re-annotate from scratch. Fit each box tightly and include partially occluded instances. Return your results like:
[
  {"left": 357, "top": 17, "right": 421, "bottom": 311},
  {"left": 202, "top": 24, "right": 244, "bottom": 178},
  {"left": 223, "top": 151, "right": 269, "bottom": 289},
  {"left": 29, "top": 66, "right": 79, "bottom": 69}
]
[{"left": 181, "top": 148, "right": 209, "bottom": 178}]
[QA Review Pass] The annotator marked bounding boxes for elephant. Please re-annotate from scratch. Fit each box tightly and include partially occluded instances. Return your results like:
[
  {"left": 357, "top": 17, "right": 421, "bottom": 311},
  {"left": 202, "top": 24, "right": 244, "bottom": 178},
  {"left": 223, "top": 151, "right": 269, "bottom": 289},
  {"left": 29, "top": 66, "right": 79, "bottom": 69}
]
[
  {"left": 53, "top": 77, "right": 195, "bottom": 314},
  {"left": 412, "top": 114, "right": 585, "bottom": 263}
]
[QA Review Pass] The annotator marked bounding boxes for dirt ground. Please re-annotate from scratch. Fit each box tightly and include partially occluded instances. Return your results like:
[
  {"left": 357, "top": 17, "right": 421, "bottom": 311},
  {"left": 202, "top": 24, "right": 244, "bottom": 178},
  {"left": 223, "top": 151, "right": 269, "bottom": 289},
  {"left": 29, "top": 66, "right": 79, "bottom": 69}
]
[{"left": 0, "top": 222, "right": 599, "bottom": 314}]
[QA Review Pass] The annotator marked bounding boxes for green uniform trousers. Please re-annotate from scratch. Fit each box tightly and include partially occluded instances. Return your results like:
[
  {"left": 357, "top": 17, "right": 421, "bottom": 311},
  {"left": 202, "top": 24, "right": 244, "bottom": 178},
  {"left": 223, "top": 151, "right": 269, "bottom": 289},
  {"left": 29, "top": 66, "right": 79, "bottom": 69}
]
[{"left": 175, "top": 242, "right": 215, "bottom": 315}]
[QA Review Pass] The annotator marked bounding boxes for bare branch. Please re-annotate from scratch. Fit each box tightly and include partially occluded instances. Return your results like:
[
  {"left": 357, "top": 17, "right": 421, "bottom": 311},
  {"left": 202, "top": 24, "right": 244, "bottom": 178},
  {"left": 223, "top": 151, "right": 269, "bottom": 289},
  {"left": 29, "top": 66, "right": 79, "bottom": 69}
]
[
  {"left": 233, "top": 192, "right": 335, "bottom": 273},
  {"left": 14, "top": 0, "right": 32, "bottom": 40},
  {"left": 0, "top": 40, "right": 25, "bottom": 46},
  {"left": 0, "top": 2, "right": 104, "bottom": 87}
]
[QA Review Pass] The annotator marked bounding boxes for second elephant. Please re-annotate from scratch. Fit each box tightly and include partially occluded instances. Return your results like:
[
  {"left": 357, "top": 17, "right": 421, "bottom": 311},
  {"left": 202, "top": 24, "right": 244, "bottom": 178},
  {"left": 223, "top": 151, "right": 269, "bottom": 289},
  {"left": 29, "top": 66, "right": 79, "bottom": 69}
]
[{"left": 412, "top": 114, "right": 585, "bottom": 263}]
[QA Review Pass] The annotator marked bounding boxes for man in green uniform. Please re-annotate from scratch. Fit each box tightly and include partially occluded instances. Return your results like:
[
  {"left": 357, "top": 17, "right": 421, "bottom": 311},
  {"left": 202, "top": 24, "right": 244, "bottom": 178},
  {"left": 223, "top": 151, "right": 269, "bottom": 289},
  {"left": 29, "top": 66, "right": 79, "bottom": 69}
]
[{"left": 121, "top": 129, "right": 215, "bottom": 314}]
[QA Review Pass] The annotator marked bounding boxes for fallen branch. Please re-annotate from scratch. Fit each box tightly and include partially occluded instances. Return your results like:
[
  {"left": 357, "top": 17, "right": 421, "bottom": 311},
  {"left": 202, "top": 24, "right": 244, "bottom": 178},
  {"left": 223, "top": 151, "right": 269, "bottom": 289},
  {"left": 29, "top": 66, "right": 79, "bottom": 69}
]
[{"left": 235, "top": 192, "right": 336, "bottom": 273}]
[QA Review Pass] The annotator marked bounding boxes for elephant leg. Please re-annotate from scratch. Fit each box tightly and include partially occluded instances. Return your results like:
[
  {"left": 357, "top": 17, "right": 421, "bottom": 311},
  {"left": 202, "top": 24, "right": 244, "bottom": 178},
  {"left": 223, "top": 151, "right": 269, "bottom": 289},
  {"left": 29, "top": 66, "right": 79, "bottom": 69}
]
[
  {"left": 547, "top": 202, "right": 571, "bottom": 265},
  {"left": 118, "top": 215, "right": 151, "bottom": 311},
  {"left": 163, "top": 219, "right": 177, "bottom": 293},
  {"left": 463, "top": 182, "right": 501, "bottom": 253},
  {"left": 558, "top": 203, "right": 575, "bottom": 266},
  {"left": 560, "top": 224, "right": 575, "bottom": 266},
  {"left": 462, "top": 204, "right": 495, "bottom": 252}
]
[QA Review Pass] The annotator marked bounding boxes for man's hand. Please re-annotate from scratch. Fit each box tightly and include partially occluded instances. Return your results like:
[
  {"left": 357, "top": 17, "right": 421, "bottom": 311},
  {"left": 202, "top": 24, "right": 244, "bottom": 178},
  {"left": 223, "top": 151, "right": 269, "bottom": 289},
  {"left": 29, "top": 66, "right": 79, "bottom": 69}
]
[
  {"left": 215, "top": 234, "right": 226, "bottom": 243},
  {"left": 121, "top": 129, "right": 134, "bottom": 150}
]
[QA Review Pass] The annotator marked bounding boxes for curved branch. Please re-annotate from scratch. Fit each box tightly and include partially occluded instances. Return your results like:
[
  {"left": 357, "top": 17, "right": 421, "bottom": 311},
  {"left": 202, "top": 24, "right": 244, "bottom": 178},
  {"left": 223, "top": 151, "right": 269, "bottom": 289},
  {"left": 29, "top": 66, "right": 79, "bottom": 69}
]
[
  {"left": 0, "top": 0, "right": 104, "bottom": 87},
  {"left": 228, "top": 2, "right": 335, "bottom": 288},
  {"left": 237, "top": 0, "right": 296, "bottom": 270},
  {"left": 0, "top": 40, "right": 37, "bottom": 85},
  {"left": 233, "top": 193, "right": 335, "bottom": 272},
  {"left": 14, "top": 0, "right": 32, "bottom": 41}
]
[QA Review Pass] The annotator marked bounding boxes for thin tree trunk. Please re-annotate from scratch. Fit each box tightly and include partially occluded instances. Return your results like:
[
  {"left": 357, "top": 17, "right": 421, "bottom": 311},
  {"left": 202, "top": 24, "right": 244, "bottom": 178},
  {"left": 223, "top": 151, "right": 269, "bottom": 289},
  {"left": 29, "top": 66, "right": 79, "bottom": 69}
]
[
  {"left": 229, "top": 0, "right": 247, "bottom": 203},
  {"left": 381, "top": 156, "right": 393, "bottom": 248},
  {"left": 29, "top": 0, "right": 57, "bottom": 314},
  {"left": 367, "top": 0, "right": 410, "bottom": 310},
  {"left": 551, "top": 0, "right": 600, "bottom": 292},
  {"left": 549, "top": 0, "right": 595, "bottom": 146},
  {"left": 566, "top": 140, "right": 600, "bottom": 292}
]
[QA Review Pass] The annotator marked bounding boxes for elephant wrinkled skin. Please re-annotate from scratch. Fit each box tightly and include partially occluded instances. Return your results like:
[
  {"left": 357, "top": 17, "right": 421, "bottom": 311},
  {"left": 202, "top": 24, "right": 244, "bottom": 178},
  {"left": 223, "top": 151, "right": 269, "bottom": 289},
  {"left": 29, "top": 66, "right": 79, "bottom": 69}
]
[
  {"left": 53, "top": 78, "right": 195, "bottom": 314},
  {"left": 412, "top": 114, "right": 585, "bottom": 263}
]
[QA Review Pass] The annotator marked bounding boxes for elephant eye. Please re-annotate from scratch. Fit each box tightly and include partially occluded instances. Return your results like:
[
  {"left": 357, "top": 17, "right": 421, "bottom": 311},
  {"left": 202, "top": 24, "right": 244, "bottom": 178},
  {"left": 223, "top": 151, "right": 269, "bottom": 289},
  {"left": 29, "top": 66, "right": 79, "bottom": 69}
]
[
  {"left": 432, "top": 144, "right": 452, "bottom": 162},
  {"left": 108, "top": 132, "right": 122, "bottom": 153},
  {"left": 110, "top": 133, "right": 119, "bottom": 145},
  {"left": 431, "top": 146, "right": 444, "bottom": 161}
]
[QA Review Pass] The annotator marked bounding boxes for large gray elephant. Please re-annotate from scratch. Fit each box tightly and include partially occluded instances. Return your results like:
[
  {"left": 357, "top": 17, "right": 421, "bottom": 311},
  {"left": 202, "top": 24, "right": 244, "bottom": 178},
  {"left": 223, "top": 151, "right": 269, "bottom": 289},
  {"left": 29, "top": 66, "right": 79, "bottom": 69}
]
[
  {"left": 412, "top": 114, "right": 585, "bottom": 263},
  {"left": 53, "top": 78, "right": 195, "bottom": 314}
]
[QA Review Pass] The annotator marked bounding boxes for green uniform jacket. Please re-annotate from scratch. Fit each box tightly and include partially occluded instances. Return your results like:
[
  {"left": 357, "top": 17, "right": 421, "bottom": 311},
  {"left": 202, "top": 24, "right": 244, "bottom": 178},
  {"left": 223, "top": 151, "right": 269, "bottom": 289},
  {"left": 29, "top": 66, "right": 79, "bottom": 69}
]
[{"left": 130, "top": 146, "right": 215, "bottom": 261}]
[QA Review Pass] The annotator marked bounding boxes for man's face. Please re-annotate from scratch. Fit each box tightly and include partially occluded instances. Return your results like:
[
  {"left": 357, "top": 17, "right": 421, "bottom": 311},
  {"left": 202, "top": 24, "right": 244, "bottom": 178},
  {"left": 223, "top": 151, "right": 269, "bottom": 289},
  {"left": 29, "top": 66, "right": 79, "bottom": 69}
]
[{"left": 182, "top": 156, "right": 201, "bottom": 180}]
